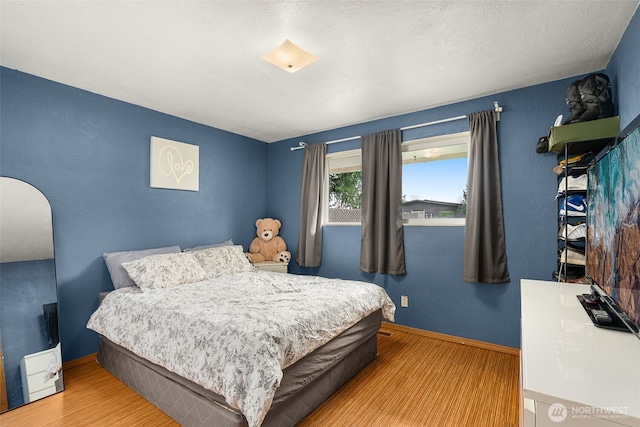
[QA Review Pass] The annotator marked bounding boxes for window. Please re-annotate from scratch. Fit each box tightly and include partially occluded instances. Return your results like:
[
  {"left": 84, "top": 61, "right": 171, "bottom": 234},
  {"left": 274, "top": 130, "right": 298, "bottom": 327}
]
[
  {"left": 324, "top": 149, "right": 362, "bottom": 224},
  {"left": 323, "top": 132, "right": 469, "bottom": 226},
  {"left": 402, "top": 132, "right": 469, "bottom": 226}
]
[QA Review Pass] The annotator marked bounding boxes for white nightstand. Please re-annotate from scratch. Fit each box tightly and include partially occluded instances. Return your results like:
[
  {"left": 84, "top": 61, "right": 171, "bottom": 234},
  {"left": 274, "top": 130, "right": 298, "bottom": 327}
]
[
  {"left": 20, "top": 348, "right": 58, "bottom": 403},
  {"left": 254, "top": 261, "right": 288, "bottom": 273}
]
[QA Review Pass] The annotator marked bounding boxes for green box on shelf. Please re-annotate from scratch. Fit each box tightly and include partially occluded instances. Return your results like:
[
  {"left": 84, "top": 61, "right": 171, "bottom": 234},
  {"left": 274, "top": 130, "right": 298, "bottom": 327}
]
[{"left": 548, "top": 116, "right": 620, "bottom": 153}]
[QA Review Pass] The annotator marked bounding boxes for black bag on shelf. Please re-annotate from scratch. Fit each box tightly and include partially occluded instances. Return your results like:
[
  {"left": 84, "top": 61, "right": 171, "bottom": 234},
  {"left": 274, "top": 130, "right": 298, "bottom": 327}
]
[
  {"left": 562, "top": 80, "right": 584, "bottom": 125},
  {"left": 563, "top": 73, "right": 615, "bottom": 124}
]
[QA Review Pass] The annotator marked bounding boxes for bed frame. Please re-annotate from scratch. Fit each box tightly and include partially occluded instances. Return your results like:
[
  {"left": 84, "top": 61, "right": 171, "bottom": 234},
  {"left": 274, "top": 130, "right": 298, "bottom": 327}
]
[{"left": 96, "top": 309, "right": 382, "bottom": 427}]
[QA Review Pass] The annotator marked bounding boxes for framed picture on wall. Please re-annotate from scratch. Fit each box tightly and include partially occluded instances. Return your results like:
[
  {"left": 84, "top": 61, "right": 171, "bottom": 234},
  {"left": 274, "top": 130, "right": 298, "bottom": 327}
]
[{"left": 150, "top": 136, "right": 199, "bottom": 191}]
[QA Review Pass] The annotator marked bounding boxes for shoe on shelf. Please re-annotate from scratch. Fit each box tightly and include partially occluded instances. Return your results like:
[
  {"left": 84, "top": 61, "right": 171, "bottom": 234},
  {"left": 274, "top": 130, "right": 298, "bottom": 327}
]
[
  {"left": 553, "top": 152, "right": 596, "bottom": 175},
  {"left": 560, "top": 195, "right": 587, "bottom": 216},
  {"left": 557, "top": 174, "right": 587, "bottom": 195},
  {"left": 536, "top": 136, "right": 549, "bottom": 154},
  {"left": 559, "top": 248, "right": 586, "bottom": 265},
  {"left": 552, "top": 264, "right": 585, "bottom": 282},
  {"left": 552, "top": 270, "right": 589, "bottom": 283},
  {"left": 558, "top": 223, "right": 587, "bottom": 240}
]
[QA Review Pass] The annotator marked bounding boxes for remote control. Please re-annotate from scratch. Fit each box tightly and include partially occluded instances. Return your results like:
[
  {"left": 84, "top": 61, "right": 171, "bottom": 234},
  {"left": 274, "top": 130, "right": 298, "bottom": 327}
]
[{"left": 591, "top": 309, "right": 612, "bottom": 325}]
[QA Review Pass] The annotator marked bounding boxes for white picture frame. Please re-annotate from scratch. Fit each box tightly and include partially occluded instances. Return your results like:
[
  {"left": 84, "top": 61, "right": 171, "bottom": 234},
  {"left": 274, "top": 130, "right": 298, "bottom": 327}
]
[{"left": 150, "top": 136, "right": 199, "bottom": 191}]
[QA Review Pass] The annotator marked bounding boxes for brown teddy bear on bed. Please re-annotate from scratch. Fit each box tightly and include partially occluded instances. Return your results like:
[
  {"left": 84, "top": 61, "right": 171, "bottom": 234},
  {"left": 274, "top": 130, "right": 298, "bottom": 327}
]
[{"left": 245, "top": 218, "right": 291, "bottom": 264}]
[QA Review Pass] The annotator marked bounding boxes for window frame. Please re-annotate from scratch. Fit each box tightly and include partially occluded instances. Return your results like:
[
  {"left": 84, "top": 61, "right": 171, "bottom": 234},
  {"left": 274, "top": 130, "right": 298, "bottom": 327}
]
[
  {"left": 323, "top": 148, "right": 362, "bottom": 226},
  {"left": 322, "top": 132, "right": 469, "bottom": 227},
  {"left": 401, "top": 131, "right": 469, "bottom": 227}
]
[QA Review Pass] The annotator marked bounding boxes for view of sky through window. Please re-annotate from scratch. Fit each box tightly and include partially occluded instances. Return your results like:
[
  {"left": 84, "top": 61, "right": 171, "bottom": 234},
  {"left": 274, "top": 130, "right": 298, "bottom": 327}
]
[{"left": 402, "top": 157, "right": 468, "bottom": 203}]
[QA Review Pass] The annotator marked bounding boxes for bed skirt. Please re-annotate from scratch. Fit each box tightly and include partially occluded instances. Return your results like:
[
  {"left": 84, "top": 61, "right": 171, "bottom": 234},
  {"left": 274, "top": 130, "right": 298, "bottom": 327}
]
[{"left": 96, "top": 309, "right": 382, "bottom": 427}]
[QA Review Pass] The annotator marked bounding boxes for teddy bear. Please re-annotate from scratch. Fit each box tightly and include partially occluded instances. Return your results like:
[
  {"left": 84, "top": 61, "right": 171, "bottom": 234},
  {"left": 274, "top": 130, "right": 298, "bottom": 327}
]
[{"left": 245, "top": 218, "right": 291, "bottom": 264}]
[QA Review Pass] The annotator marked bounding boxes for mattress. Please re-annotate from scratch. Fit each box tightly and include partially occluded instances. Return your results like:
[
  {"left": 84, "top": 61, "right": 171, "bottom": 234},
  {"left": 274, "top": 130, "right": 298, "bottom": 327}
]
[{"left": 97, "top": 309, "right": 382, "bottom": 427}]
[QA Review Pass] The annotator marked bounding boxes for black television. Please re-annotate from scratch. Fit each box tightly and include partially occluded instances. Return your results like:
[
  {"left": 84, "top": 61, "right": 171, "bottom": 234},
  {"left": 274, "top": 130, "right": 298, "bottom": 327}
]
[
  {"left": 585, "top": 113, "right": 640, "bottom": 339},
  {"left": 43, "top": 302, "right": 59, "bottom": 348}
]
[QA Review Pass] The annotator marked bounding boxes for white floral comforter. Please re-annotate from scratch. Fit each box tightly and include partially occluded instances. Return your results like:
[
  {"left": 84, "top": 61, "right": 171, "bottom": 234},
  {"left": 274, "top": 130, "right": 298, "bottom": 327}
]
[{"left": 87, "top": 271, "right": 395, "bottom": 427}]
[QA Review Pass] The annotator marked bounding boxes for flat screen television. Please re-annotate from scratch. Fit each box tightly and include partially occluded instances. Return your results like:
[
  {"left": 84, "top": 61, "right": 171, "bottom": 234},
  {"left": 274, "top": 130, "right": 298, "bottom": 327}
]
[{"left": 586, "top": 113, "right": 640, "bottom": 339}]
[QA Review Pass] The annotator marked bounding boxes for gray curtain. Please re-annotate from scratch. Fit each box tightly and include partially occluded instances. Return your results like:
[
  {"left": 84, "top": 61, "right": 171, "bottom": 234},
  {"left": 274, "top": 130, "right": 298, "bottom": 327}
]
[
  {"left": 360, "top": 129, "right": 406, "bottom": 275},
  {"left": 296, "top": 142, "right": 326, "bottom": 267},
  {"left": 463, "top": 110, "right": 509, "bottom": 283}
]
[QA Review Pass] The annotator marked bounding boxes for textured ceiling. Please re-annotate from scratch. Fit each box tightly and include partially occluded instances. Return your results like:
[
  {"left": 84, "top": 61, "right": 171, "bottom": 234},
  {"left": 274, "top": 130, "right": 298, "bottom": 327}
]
[{"left": 1, "top": 1, "right": 638, "bottom": 142}]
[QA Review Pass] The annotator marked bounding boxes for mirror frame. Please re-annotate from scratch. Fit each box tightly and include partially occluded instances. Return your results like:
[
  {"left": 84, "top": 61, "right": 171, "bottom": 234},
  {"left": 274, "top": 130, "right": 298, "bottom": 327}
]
[{"left": 0, "top": 176, "right": 63, "bottom": 412}]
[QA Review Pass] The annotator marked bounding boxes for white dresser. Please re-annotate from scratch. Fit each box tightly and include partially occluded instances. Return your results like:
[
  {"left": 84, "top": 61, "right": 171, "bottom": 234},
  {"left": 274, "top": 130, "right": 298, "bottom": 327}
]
[
  {"left": 253, "top": 261, "right": 288, "bottom": 273},
  {"left": 20, "top": 348, "right": 58, "bottom": 403},
  {"left": 520, "top": 279, "right": 640, "bottom": 426}
]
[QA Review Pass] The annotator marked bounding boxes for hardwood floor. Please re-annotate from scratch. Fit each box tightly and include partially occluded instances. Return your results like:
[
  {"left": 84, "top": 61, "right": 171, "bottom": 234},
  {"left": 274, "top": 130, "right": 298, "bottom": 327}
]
[{"left": 0, "top": 327, "right": 520, "bottom": 426}]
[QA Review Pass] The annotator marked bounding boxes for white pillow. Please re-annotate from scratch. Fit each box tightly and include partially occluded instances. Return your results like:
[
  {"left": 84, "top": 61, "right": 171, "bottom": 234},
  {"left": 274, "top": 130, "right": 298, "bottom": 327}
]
[
  {"left": 191, "top": 245, "right": 255, "bottom": 278},
  {"left": 103, "top": 245, "right": 181, "bottom": 289},
  {"left": 122, "top": 252, "right": 209, "bottom": 289}
]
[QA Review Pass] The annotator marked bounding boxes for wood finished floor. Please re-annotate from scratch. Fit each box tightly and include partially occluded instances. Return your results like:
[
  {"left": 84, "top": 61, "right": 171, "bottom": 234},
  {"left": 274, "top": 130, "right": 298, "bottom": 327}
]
[{"left": 0, "top": 328, "right": 520, "bottom": 426}]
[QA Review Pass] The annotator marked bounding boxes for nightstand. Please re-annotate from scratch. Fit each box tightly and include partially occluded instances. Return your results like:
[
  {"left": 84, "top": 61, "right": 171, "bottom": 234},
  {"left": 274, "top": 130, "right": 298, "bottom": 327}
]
[
  {"left": 20, "top": 348, "right": 58, "bottom": 403},
  {"left": 253, "top": 261, "right": 288, "bottom": 273}
]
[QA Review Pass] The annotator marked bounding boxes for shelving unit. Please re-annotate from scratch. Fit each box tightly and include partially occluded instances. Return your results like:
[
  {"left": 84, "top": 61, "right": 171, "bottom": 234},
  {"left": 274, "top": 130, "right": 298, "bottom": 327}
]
[
  {"left": 547, "top": 116, "right": 619, "bottom": 282},
  {"left": 555, "top": 145, "right": 590, "bottom": 282}
]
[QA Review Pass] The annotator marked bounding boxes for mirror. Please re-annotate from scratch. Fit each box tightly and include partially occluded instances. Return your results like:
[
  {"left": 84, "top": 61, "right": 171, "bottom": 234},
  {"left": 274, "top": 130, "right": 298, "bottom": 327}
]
[{"left": 0, "top": 177, "right": 62, "bottom": 412}]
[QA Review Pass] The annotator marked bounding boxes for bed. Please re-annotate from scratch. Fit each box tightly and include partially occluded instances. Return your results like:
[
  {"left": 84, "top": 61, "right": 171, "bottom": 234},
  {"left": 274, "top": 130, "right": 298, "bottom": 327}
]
[{"left": 87, "top": 245, "right": 395, "bottom": 427}]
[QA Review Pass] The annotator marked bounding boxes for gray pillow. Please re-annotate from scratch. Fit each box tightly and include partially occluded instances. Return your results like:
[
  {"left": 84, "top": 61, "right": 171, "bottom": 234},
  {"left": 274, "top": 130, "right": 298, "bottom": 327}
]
[
  {"left": 183, "top": 239, "right": 233, "bottom": 252},
  {"left": 103, "top": 245, "right": 181, "bottom": 289}
]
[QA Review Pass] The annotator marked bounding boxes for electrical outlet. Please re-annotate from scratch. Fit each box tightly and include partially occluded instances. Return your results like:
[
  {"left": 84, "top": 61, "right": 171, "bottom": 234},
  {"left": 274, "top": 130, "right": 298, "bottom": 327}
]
[{"left": 400, "top": 295, "right": 408, "bottom": 307}]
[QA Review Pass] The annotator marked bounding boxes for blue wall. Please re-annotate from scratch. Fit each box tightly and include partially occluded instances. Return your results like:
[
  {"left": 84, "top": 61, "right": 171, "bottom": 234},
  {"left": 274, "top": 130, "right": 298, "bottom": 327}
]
[
  {"left": 0, "top": 68, "right": 269, "bottom": 361},
  {"left": 606, "top": 6, "right": 640, "bottom": 130},
  {"left": 268, "top": 8, "right": 640, "bottom": 349},
  {"left": 0, "top": 259, "right": 57, "bottom": 408}
]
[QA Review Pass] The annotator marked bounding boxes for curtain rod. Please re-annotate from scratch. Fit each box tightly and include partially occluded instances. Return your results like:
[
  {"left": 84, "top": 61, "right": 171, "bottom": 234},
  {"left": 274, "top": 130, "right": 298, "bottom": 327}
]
[{"left": 290, "top": 102, "right": 503, "bottom": 151}]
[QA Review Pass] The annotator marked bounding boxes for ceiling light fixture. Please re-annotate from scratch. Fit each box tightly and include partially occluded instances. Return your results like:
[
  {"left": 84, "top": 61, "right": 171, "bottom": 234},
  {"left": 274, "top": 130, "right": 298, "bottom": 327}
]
[{"left": 261, "top": 39, "right": 319, "bottom": 73}]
